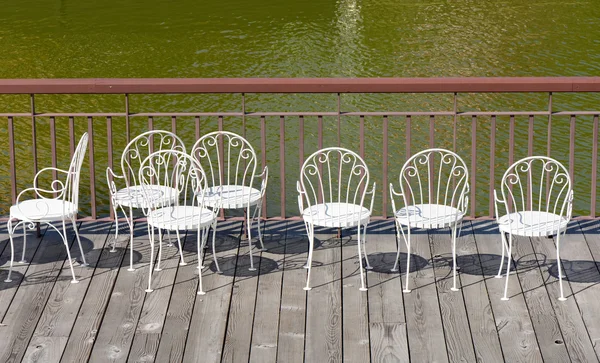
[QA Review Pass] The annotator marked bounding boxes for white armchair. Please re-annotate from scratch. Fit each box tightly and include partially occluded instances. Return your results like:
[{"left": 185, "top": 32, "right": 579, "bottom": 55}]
[
  {"left": 389, "top": 148, "right": 469, "bottom": 293},
  {"left": 495, "top": 156, "right": 573, "bottom": 301},
  {"left": 297, "top": 147, "right": 376, "bottom": 291},
  {"left": 5, "top": 133, "right": 89, "bottom": 283},
  {"left": 190, "top": 131, "right": 268, "bottom": 272}
]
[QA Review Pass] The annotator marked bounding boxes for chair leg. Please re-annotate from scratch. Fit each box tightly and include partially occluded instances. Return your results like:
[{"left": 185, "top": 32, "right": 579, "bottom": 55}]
[
  {"left": 496, "top": 232, "right": 508, "bottom": 278},
  {"left": 304, "top": 223, "right": 315, "bottom": 291},
  {"left": 357, "top": 225, "right": 367, "bottom": 292},
  {"left": 155, "top": 230, "right": 164, "bottom": 271},
  {"left": 175, "top": 230, "right": 186, "bottom": 266},
  {"left": 197, "top": 227, "right": 206, "bottom": 295},
  {"left": 127, "top": 207, "right": 135, "bottom": 272},
  {"left": 451, "top": 226, "right": 459, "bottom": 291},
  {"left": 391, "top": 222, "right": 403, "bottom": 272},
  {"left": 501, "top": 233, "right": 513, "bottom": 301},
  {"left": 556, "top": 234, "right": 567, "bottom": 301},
  {"left": 61, "top": 220, "right": 79, "bottom": 284},
  {"left": 254, "top": 205, "right": 266, "bottom": 251},
  {"left": 362, "top": 224, "right": 372, "bottom": 270},
  {"left": 5, "top": 219, "right": 15, "bottom": 282},
  {"left": 403, "top": 228, "right": 412, "bottom": 293},
  {"left": 71, "top": 218, "right": 88, "bottom": 266},
  {"left": 247, "top": 207, "right": 257, "bottom": 272},
  {"left": 212, "top": 221, "right": 221, "bottom": 274},
  {"left": 20, "top": 222, "right": 27, "bottom": 263},
  {"left": 303, "top": 221, "right": 312, "bottom": 269},
  {"left": 146, "top": 226, "right": 155, "bottom": 292},
  {"left": 110, "top": 204, "right": 119, "bottom": 253},
  {"left": 167, "top": 230, "right": 173, "bottom": 247}
]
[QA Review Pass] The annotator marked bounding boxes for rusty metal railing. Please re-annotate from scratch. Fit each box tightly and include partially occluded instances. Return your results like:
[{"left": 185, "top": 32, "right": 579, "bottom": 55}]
[{"left": 1, "top": 77, "right": 599, "bottom": 220}]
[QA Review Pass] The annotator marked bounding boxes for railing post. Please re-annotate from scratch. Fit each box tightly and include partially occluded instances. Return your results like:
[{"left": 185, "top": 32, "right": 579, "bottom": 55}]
[{"left": 88, "top": 116, "right": 96, "bottom": 219}]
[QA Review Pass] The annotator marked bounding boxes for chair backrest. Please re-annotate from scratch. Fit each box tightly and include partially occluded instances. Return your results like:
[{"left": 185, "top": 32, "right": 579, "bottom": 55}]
[
  {"left": 120, "top": 130, "right": 185, "bottom": 187},
  {"left": 138, "top": 150, "right": 209, "bottom": 217},
  {"left": 190, "top": 131, "right": 258, "bottom": 189},
  {"left": 65, "top": 132, "right": 89, "bottom": 209},
  {"left": 499, "top": 156, "right": 573, "bottom": 218},
  {"left": 299, "top": 147, "right": 370, "bottom": 214},
  {"left": 397, "top": 148, "right": 469, "bottom": 213}
]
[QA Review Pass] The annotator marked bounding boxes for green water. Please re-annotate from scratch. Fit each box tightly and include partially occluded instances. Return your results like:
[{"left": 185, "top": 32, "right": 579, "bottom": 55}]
[{"left": 1, "top": 0, "right": 600, "bottom": 217}]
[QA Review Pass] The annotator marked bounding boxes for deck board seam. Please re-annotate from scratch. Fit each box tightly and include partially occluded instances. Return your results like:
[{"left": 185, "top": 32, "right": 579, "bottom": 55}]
[
  {"left": 575, "top": 221, "right": 600, "bottom": 362},
  {"left": 83, "top": 221, "right": 137, "bottom": 363},
  {"left": 56, "top": 221, "right": 112, "bottom": 363},
  {"left": 272, "top": 220, "right": 287, "bottom": 362},
  {"left": 428, "top": 230, "right": 453, "bottom": 363},
  {"left": 0, "top": 225, "right": 48, "bottom": 323},
  {"left": 469, "top": 221, "right": 508, "bottom": 363},
  {"left": 218, "top": 224, "right": 243, "bottom": 363},
  {"left": 527, "top": 235, "right": 574, "bottom": 363},
  {"left": 22, "top": 223, "right": 84, "bottom": 362}
]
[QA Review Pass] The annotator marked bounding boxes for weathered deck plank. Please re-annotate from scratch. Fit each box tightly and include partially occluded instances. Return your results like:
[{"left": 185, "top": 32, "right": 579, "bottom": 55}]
[
  {"left": 181, "top": 221, "right": 240, "bottom": 363},
  {"left": 403, "top": 229, "right": 449, "bottom": 363},
  {"left": 127, "top": 231, "right": 184, "bottom": 362},
  {"left": 275, "top": 222, "right": 308, "bottom": 363},
  {"left": 87, "top": 226, "right": 154, "bottom": 363},
  {"left": 529, "top": 222, "right": 599, "bottom": 363},
  {"left": 366, "top": 223, "right": 409, "bottom": 363},
  {"left": 512, "top": 233, "right": 570, "bottom": 363},
  {"left": 0, "top": 226, "right": 75, "bottom": 363},
  {"left": 220, "top": 230, "right": 262, "bottom": 363},
  {"left": 305, "top": 228, "right": 342, "bottom": 363},
  {"left": 471, "top": 220, "right": 544, "bottom": 363},
  {"left": 60, "top": 222, "right": 132, "bottom": 363},
  {"left": 249, "top": 221, "right": 285, "bottom": 363},
  {"left": 153, "top": 232, "right": 201, "bottom": 363},
  {"left": 0, "top": 224, "right": 46, "bottom": 321},
  {"left": 341, "top": 229, "right": 371, "bottom": 363},
  {"left": 455, "top": 222, "right": 504, "bottom": 362},
  {"left": 23, "top": 221, "right": 111, "bottom": 363},
  {"left": 430, "top": 228, "right": 477, "bottom": 363}
]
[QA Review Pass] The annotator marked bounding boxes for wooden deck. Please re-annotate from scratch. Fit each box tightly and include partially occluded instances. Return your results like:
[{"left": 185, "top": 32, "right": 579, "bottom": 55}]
[{"left": 1, "top": 219, "right": 600, "bottom": 362}]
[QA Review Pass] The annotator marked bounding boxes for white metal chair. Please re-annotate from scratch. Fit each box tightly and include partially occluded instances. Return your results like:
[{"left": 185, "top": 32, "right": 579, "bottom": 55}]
[
  {"left": 190, "top": 131, "right": 268, "bottom": 272},
  {"left": 139, "top": 150, "right": 219, "bottom": 294},
  {"left": 297, "top": 147, "right": 376, "bottom": 291},
  {"left": 494, "top": 156, "right": 573, "bottom": 301},
  {"left": 390, "top": 148, "right": 469, "bottom": 293},
  {"left": 5, "top": 133, "right": 89, "bottom": 283},
  {"left": 106, "top": 130, "right": 185, "bottom": 271}
]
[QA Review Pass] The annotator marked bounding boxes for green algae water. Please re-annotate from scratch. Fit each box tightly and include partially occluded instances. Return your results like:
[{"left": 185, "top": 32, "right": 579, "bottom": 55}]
[{"left": 1, "top": 0, "right": 600, "bottom": 217}]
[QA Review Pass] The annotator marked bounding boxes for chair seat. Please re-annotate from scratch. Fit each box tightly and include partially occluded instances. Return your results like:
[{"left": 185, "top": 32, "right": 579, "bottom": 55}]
[
  {"left": 114, "top": 185, "right": 179, "bottom": 208},
  {"left": 394, "top": 204, "right": 464, "bottom": 229},
  {"left": 147, "top": 206, "right": 217, "bottom": 231},
  {"left": 498, "top": 211, "right": 568, "bottom": 237},
  {"left": 302, "top": 202, "right": 370, "bottom": 228},
  {"left": 203, "top": 185, "right": 262, "bottom": 209},
  {"left": 10, "top": 199, "right": 77, "bottom": 222}
]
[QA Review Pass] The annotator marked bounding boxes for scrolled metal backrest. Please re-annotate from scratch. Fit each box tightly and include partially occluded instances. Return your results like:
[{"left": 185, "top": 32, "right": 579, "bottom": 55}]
[
  {"left": 65, "top": 133, "right": 89, "bottom": 208},
  {"left": 500, "top": 156, "right": 573, "bottom": 220},
  {"left": 138, "top": 150, "right": 208, "bottom": 218},
  {"left": 398, "top": 148, "right": 469, "bottom": 213},
  {"left": 121, "top": 130, "right": 186, "bottom": 187},
  {"left": 300, "top": 147, "right": 370, "bottom": 222},
  {"left": 190, "top": 131, "right": 257, "bottom": 189}
]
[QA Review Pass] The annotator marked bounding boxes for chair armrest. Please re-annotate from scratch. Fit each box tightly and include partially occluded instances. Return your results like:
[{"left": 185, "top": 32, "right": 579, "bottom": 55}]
[
  {"left": 297, "top": 181, "right": 306, "bottom": 214},
  {"left": 33, "top": 167, "right": 70, "bottom": 192},
  {"left": 366, "top": 182, "right": 377, "bottom": 214},
  {"left": 389, "top": 183, "right": 403, "bottom": 216},
  {"left": 256, "top": 166, "right": 269, "bottom": 197},
  {"left": 106, "top": 167, "right": 126, "bottom": 198},
  {"left": 493, "top": 189, "right": 508, "bottom": 223}
]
